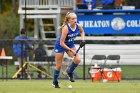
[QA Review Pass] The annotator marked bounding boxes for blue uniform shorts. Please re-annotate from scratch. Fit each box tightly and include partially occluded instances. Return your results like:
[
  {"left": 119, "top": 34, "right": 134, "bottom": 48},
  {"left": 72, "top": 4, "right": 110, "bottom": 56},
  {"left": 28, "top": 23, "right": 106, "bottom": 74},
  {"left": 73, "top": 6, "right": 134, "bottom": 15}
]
[{"left": 54, "top": 43, "right": 75, "bottom": 53}]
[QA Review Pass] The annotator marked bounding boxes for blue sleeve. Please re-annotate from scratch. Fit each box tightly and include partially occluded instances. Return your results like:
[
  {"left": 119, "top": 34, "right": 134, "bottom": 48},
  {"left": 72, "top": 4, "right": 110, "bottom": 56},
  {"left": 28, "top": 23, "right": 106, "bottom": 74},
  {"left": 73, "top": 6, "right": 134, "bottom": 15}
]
[
  {"left": 13, "top": 36, "right": 21, "bottom": 57},
  {"left": 13, "top": 37, "right": 18, "bottom": 52},
  {"left": 100, "top": 0, "right": 114, "bottom": 4},
  {"left": 25, "top": 36, "right": 33, "bottom": 49},
  {"left": 91, "top": 0, "right": 97, "bottom": 8},
  {"left": 82, "top": 0, "right": 97, "bottom": 9},
  {"left": 82, "top": 0, "right": 85, "bottom": 3},
  {"left": 26, "top": 36, "right": 30, "bottom": 40}
]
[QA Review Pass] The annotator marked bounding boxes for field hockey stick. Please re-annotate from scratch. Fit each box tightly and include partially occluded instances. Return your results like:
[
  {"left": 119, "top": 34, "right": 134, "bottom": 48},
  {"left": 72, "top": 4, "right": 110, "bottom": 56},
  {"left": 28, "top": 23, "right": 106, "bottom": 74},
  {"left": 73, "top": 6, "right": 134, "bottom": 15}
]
[
  {"left": 62, "top": 46, "right": 81, "bottom": 76},
  {"left": 71, "top": 46, "right": 81, "bottom": 60}
]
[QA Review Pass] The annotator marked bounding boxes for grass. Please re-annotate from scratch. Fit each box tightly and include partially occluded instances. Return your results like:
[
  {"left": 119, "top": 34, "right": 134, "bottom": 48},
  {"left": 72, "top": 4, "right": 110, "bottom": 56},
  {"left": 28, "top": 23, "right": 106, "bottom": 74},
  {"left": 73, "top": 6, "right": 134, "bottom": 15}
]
[
  {"left": 0, "top": 80, "right": 140, "bottom": 93},
  {"left": 0, "top": 65, "right": 140, "bottom": 79}
]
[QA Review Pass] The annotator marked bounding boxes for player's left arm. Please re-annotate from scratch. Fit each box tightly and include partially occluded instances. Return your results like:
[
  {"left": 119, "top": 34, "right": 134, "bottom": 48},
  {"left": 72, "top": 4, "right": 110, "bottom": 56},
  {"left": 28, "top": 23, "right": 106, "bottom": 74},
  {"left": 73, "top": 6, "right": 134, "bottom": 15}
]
[{"left": 78, "top": 24, "right": 85, "bottom": 48}]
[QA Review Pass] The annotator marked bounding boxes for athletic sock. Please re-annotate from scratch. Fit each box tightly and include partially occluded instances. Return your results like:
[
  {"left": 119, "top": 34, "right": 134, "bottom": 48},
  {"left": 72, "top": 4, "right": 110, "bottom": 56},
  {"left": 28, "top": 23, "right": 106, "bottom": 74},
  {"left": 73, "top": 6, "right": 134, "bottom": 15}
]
[
  {"left": 53, "top": 69, "right": 60, "bottom": 82},
  {"left": 68, "top": 62, "right": 78, "bottom": 75}
]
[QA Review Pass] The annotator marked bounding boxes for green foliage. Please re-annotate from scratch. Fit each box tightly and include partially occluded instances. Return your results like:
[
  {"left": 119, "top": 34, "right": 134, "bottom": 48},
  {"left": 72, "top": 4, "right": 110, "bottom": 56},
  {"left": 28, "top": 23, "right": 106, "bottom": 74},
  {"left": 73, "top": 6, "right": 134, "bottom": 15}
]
[
  {"left": 0, "top": 0, "right": 13, "bottom": 14},
  {"left": 0, "top": 15, "right": 19, "bottom": 39},
  {"left": 0, "top": 15, "right": 19, "bottom": 62}
]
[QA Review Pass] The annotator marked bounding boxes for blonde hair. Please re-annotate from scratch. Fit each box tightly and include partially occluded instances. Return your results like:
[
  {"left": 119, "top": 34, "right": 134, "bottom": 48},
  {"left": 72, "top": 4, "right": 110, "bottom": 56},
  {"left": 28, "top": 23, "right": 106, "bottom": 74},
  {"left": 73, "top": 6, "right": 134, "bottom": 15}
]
[{"left": 58, "top": 12, "right": 72, "bottom": 30}]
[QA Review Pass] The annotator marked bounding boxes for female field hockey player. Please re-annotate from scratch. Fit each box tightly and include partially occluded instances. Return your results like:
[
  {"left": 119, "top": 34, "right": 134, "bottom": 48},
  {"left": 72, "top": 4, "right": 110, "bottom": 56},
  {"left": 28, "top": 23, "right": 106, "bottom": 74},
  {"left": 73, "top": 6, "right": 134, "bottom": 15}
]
[{"left": 52, "top": 12, "right": 85, "bottom": 88}]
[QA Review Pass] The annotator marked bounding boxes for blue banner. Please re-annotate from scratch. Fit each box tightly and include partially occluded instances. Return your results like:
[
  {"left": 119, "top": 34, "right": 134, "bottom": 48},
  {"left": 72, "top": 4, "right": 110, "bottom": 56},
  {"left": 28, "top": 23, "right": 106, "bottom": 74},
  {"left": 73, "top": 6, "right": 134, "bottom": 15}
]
[{"left": 77, "top": 15, "right": 140, "bottom": 34}]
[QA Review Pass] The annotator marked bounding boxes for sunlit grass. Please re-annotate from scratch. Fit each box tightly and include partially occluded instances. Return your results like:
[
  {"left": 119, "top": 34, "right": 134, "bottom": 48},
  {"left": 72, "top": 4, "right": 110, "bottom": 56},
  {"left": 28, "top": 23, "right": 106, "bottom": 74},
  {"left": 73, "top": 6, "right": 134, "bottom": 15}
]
[{"left": 0, "top": 80, "right": 140, "bottom": 93}]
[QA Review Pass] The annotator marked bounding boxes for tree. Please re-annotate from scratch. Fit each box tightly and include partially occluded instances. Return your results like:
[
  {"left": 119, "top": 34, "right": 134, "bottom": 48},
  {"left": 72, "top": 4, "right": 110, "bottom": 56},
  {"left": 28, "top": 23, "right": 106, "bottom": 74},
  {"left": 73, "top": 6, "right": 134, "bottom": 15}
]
[
  {"left": 0, "top": 0, "right": 2, "bottom": 13},
  {"left": 12, "top": 0, "right": 16, "bottom": 16}
]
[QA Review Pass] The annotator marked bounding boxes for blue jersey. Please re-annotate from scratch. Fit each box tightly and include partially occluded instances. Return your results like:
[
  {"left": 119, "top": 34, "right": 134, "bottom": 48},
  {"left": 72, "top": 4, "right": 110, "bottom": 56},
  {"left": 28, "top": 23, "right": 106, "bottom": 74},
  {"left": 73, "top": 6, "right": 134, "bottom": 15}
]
[
  {"left": 54, "top": 24, "right": 79, "bottom": 53},
  {"left": 100, "top": 0, "right": 114, "bottom": 4},
  {"left": 82, "top": 0, "right": 97, "bottom": 9},
  {"left": 13, "top": 35, "right": 31, "bottom": 57}
]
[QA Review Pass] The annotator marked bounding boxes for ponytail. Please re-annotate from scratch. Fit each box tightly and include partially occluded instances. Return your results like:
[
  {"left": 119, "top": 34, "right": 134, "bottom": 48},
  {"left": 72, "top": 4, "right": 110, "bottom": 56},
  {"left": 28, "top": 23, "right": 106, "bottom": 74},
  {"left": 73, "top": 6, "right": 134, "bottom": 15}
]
[{"left": 58, "top": 12, "right": 71, "bottom": 30}]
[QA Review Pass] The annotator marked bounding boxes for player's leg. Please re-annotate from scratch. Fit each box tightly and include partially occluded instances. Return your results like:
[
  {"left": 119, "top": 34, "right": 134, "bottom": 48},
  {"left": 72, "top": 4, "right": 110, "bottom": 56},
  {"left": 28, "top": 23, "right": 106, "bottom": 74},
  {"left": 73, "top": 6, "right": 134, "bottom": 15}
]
[
  {"left": 53, "top": 53, "right": 64, "bottom": 88},
  {"left": 66, "top": 47, "right": 81, "bottom": 82}
]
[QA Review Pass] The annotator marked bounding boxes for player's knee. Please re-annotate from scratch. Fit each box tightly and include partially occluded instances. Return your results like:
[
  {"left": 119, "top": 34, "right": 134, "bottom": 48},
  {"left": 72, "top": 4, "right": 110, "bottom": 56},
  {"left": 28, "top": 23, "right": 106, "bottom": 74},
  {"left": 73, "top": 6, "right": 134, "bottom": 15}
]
[
  {"left": 56, "top": 65, "right": 61, "bottom": 70},
  {"left": 74, "top": 58, "right": 81, "bottom": 64}
]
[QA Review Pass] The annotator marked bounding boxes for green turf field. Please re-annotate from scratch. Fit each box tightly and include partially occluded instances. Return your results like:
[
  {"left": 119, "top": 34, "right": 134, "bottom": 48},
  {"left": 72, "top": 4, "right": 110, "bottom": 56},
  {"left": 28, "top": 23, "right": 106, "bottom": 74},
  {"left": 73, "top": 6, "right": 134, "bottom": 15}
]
[
  {"left": 0, "top": 80, "right": 140, "bottom": 93},
  {"left": 1, "top": 65, "right": 140, "bottom": 79}
]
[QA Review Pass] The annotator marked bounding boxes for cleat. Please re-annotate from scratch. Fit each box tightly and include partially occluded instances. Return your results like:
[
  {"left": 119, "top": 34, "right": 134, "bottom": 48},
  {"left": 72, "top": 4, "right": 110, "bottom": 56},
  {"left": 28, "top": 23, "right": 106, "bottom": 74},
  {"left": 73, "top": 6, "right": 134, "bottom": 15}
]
[
  {"left": 67, "top": 73, "right": 75, "bottom": 82},
  {"left": 52, "top": 81, "right": 60, "bottom": 88}
]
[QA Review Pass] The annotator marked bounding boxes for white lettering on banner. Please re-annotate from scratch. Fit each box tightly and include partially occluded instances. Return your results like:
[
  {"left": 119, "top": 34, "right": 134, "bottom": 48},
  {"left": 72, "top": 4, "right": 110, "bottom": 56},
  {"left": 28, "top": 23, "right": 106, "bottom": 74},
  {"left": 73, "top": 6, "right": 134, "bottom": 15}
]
[
  {"left": 78, "top": 17, "right": 140, "bottom": 31},
  {"left": 127, "top": 20, "right": 140, "bottom": 27},
  {"left": 79, "top": 20, "right": 110, "bottom": 28}
]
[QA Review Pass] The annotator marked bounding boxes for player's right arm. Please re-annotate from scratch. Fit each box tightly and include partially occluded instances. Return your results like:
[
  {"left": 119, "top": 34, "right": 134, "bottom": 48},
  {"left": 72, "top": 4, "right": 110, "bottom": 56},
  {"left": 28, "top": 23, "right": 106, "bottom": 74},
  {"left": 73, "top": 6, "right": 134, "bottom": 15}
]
[{"left": 60, "top": 25, "right": 75, "bottom": 54}]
